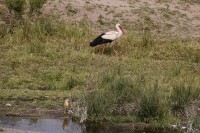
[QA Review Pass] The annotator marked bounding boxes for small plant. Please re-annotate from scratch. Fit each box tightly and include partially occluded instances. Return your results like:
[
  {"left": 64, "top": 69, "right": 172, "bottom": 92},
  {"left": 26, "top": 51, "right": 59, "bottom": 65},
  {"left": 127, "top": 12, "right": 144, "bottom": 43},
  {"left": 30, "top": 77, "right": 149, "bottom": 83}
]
[
  {"left": 98, "top": 15, "right": 105, "bottom": 25},
  {"left": 29, "top": 40, "right": 46, "bottom": 54},
  {"left": 5, "top": 0, "right": 25, "bottom": 19},
  {"left": 63, "top": 77, "right": 83, "bottom": 90},
  {"left": 66, "top": 4, "right": 78, "bottom": 16},
  {"left": 29, "top": 0, "right": 47, "bottom": 15},
  {"left": 0, "top": 24, "right": 7, "bottom": 38},
  {"left": 37, "top": 18, "right": 56, "bottom": 36},
  {"left": 140, "top": 30, "right": 154, "bottom": 48},
  {"left": 10, "top": 60, "right": 20, "bottom": 70}
]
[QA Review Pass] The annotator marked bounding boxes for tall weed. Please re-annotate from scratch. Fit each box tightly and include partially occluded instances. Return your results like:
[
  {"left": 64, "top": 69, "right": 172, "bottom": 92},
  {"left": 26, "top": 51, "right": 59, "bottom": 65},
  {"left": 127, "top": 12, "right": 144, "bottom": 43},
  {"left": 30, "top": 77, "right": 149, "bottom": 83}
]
[{"left": 170, "top": 85, "right": 200, "bottom": 115}]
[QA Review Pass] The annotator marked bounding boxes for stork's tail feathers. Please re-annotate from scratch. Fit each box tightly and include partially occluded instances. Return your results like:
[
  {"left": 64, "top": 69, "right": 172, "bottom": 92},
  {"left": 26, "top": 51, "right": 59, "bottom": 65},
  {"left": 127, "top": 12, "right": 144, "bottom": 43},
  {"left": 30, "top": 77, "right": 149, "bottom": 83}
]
[
  {"left": 90, "top": 33, "right": 104, "bottom": 47},
  {"left": 90, "top": 41, "right": 96, "bottom": 47},
  {"left": 90, "top": 33, "right": 113, "bottom": 47}
]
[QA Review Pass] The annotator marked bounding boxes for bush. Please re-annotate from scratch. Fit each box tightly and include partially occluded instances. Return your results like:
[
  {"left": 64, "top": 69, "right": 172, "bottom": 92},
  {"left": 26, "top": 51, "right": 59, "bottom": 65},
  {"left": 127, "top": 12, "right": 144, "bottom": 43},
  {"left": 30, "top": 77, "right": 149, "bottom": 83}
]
[
  {"left": 170, "top": 85, "right": 200, "bottom": 115},
  {"left": 87, "top": 90, "right": 114, "bottom": 119},
  {"left": 86, "top": 75, "right": 167, "bottom": 122},
  {"left": 5, "top": 0, "right": 25, "bottom": 18},
  {"left": 86, "top": 75, "right": 138, "bottom": 119},
  {"left": 137, "top": 82, "right": 165, "bottom": 122}
]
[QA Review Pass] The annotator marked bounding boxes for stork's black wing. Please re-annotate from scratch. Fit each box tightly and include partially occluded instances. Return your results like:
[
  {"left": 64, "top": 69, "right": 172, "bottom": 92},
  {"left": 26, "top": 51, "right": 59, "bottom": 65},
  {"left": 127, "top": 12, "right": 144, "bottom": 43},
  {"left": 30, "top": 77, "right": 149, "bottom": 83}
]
[{"left": 90, "top": 33, "right": 113, "bottom": 47}]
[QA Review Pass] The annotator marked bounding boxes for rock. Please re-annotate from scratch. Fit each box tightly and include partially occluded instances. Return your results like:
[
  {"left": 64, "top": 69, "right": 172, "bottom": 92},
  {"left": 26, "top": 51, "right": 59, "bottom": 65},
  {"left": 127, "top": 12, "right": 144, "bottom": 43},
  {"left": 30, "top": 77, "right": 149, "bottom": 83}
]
[
  {"left": 171, "top": 124, "right": 177, "bottom": 128},
  {"left": 5, "top": 103, "right": 12, "bottom": 107}
]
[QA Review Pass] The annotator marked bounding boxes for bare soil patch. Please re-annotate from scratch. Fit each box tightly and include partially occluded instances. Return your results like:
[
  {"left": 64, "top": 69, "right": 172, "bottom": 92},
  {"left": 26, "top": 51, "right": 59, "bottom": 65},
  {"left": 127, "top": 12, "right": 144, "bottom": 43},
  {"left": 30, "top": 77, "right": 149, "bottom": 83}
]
[{"left": 41, "top": 0, "right": 200, "bottom": 36}]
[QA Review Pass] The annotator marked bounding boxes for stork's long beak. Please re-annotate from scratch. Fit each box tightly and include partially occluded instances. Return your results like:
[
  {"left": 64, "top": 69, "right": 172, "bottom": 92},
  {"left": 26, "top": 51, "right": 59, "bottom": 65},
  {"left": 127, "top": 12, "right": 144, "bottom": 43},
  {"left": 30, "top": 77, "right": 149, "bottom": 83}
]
[{"left": 119, "top": 26, "right": 125, "bottom": 34}]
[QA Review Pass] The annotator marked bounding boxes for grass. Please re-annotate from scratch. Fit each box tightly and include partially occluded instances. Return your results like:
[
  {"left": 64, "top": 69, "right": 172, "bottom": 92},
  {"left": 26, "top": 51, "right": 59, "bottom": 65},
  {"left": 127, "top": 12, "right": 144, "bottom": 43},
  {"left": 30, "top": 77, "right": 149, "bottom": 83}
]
[{"left": 0, "top": 16, "right": 200, "bottom": 129}]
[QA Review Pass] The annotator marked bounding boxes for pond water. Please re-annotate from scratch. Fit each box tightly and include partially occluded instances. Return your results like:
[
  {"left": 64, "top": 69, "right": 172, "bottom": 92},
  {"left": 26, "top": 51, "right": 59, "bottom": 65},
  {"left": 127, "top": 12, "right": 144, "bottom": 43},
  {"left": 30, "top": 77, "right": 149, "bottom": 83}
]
[{"left": 0, "top": 116, "right": 183, "bottom": 133}]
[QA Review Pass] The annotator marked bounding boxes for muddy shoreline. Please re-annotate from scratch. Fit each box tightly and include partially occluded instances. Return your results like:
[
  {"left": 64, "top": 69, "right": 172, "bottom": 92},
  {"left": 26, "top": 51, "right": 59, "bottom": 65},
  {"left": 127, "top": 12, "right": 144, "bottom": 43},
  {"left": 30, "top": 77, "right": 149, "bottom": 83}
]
[{"left": 0, "top": 105, "right": 64, "bottom": 118}]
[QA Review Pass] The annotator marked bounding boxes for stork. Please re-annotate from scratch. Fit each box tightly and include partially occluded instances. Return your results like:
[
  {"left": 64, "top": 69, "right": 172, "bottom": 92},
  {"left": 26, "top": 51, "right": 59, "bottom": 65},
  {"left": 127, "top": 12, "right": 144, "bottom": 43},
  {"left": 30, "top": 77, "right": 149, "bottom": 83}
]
[{"left": 90, "top": 23, "right": 125, "bottom": 54}]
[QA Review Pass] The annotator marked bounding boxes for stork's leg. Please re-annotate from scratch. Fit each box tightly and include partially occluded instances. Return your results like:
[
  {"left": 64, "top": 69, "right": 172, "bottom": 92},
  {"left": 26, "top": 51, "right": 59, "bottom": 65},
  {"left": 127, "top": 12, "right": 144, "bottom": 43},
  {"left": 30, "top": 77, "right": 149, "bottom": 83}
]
[
  {"left": 98, "top": 46, "right": 101, "bottom": 54},
  {"left": 102, "top": 45, "right": 106, "bottom": 54},
  {"left": 112, "top": 45, "right": 118, "bottom": 54}
]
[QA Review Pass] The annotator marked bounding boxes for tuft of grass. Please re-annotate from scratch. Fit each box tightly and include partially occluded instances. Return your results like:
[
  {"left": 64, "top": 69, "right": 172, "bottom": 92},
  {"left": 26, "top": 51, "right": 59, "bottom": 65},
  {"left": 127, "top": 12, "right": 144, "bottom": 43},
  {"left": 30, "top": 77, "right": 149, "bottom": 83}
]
[
  {"left": 62, "top": 76, "right": 84, "bottom": 90},
  {"left": 137, "top": 81, "right": 166, "bottom": 122},
  {"left": 193, "top": 115, "right": 200, "bottom": 131},
  {"left": 170, "top": 85, "right": 200, "bottom": 116},
  {"left": 4, "top": 0, "right": 25, "bottom": 18},
  {"left": 87, "top": 71, "right": 166, "bottom": 123},
  {"left": 29, "top": 0, "right": 47, "bottom": 15},
  {"left": 66, "top": 4, "right": 78, "bottom": 16},
  {"left": 0, "top": 24, "right": 7, "bottom": 38}
]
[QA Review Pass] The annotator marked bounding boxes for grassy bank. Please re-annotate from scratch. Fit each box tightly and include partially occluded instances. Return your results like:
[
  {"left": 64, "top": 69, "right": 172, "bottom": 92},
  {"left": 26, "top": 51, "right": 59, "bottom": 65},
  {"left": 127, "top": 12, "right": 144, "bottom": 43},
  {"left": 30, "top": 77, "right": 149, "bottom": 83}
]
[{"left": 0, "top": 18, "right": 200, "bottom": 129}]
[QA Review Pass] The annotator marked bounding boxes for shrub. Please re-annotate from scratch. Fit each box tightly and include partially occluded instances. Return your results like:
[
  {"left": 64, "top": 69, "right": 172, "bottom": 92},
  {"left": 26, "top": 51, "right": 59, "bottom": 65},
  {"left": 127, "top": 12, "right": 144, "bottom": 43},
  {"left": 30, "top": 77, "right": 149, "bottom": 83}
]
[
  {"left": 5, "top": 0, "right": 25, "bottom": 18},
  {"left": 137, "top": 82, "right": 165, "bottom": 122},
  {"left": 170, "top": 85, "right": 200, "bottom": 115},
  {"left": 87, "top": 90, "right": 114, "bottom": 119}
]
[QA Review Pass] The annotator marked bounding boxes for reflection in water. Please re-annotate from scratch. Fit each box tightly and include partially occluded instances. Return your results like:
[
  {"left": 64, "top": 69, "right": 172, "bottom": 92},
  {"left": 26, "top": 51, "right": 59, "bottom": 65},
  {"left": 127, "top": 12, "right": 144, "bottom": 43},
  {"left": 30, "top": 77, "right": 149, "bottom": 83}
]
[
  {"left": 63, "top": 118, "right": 69, "bottom": 130},
  {"left": 0, "top": 116, "right": 82, "bottom": 133},
  {"left": 0, "top": 116, "right": 182, "bottom": 133}
]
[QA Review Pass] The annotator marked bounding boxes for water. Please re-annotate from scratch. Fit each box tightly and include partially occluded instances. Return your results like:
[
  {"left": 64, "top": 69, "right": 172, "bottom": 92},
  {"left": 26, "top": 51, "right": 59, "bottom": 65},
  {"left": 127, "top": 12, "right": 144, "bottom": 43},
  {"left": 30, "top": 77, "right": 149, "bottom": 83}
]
[
  {"left": 0, "top": 116, "right": 182, "bottom": 133},
  {"left": 0, "top": 116, "right": 82, "bottom": 133}
]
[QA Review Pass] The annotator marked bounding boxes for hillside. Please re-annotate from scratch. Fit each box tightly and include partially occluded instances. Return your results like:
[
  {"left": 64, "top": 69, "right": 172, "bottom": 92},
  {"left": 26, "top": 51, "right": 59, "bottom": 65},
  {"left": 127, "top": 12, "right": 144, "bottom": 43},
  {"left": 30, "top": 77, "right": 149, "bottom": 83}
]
[
  {"left": 41, "top": 0, "right": 200, "bottom": 36},
  {"left": 0, "top": 0, "right": 200, "bottom": 131},
  {"left": 1, "top": 0, "right": 200, "bottom": 36}
]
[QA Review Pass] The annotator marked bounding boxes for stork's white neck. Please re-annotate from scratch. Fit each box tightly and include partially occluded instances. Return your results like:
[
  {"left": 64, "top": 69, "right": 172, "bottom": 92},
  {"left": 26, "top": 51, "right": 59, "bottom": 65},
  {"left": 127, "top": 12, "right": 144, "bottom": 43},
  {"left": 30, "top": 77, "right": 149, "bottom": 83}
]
[
  {"left": 116, "top": 24, "right": 123, "bottom": 38},
  {"left": 116, "top": 24, "right": 122, "bottom": 34}
]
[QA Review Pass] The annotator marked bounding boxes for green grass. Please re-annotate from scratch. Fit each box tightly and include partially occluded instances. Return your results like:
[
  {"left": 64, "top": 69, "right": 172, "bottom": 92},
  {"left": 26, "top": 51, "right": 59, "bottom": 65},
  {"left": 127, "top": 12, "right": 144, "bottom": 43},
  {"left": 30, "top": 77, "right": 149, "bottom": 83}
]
[{"left": 0, "top": 17, "right": 200, "bottom": 129}]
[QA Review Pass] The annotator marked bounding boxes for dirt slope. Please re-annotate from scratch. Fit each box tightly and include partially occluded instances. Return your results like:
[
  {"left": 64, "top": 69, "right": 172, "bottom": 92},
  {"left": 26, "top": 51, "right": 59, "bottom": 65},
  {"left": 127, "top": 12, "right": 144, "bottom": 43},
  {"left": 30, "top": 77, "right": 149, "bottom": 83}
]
[
  {"left": 41, "top": 0, "right": 200, "bottom": 36},
  {"left": 0, "top": 0, "right": 200, "bottom": 35}
]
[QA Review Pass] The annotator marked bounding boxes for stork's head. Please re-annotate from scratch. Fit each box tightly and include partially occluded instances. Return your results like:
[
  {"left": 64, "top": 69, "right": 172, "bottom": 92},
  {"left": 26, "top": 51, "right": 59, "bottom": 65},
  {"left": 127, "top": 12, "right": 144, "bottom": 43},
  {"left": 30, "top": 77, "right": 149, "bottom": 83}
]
[{"left": 116, "top": 23, "right": 125, "bottom": 34}]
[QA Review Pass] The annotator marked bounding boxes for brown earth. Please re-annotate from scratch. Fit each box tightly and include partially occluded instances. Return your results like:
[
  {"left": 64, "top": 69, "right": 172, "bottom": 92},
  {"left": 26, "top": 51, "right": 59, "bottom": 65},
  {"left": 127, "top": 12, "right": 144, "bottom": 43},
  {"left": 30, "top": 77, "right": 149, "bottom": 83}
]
[
  {"left": 0, "top": 0, "right": 200, "bottom": 36},
  {"left": 41, "top": 0, "right": 200, "bottom": 36},
  {"left": 0, "top": 103, "right": 64, "bottom": 118}
]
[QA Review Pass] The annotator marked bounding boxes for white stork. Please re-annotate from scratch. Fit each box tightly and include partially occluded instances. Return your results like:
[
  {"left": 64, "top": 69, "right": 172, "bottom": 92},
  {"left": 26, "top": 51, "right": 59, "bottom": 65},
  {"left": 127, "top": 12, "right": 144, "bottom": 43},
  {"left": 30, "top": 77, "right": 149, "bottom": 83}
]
[{"left": 90, "top": 23, "right": 125, "bottom": 54}]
